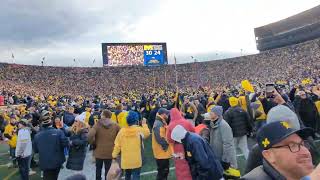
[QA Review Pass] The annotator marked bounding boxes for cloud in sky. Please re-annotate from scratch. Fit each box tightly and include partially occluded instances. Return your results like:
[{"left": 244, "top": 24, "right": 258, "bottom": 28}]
[{"left": 0, "top": 0, "right": 319, "bottom": 66}]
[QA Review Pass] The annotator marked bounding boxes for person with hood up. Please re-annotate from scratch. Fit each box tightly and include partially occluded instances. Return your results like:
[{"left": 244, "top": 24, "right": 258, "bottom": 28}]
[
  {"left": 112, "top": 111, "right": 150, "bottom": 180},
  {"left": 166, "top": 108, "right": 195, "bottom": 180},
  {"left": 224, "top": 97, "right": 252, "bottom": 159},
  {"left": 65, "top": 113, "right": 89, "bottom": 171},
  {"left": 88, "top": 109, "right": 120, "bottom": 180},
  {"left": 171, "top": 125, "right": 224, "bottom": 180}
]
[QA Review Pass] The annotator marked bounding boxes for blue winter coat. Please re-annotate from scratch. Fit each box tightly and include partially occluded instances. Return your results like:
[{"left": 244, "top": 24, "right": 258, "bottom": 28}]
[
  {"left": 182, "top": 132, "right": 224, "bottom": 180},
  {"left": 33, "top": 127, "right": 69, "bottom": 170}
]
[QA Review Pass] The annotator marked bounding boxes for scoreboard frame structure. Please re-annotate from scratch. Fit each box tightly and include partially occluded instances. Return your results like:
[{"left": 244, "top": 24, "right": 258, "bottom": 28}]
[{"left": 101, "top": 42, "right": 168, "bottom": 66}]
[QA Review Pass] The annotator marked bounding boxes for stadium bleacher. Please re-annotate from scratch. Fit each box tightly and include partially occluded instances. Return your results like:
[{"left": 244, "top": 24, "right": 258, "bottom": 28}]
[{"left": 0, "top": 37, "right": 319, "bottom": 97}]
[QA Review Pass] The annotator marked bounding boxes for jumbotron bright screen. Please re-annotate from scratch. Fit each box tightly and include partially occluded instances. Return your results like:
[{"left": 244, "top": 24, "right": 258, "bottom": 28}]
[{"left": 102, "top": 43, "right": 167, "bottom": 66}]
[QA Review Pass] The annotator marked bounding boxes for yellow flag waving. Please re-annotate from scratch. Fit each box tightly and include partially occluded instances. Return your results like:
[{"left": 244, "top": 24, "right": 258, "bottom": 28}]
[{"left": 241, "top": 80, "right": 255, "bottom": 93}]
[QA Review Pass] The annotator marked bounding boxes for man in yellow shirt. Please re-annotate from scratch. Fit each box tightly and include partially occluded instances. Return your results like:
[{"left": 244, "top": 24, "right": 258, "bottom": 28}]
[
  {"left": 4, "top": 115, "right": 18, "bottom": 167},
  {"left": 112, "top": 111, "right": 150, "bottom": 179}
]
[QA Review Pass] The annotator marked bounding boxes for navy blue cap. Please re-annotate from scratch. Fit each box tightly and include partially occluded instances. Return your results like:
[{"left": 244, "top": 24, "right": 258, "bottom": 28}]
[
  {"left": 257, "top": 121, "right": 313, "bottom": 150},
  {"left": 158, "top": 108, "right": 170, "bottom": 115}
]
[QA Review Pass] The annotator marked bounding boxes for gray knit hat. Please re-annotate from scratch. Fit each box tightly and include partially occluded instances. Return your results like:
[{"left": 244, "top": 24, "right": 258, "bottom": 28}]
[
  {"left": 267, "top": 105, "right": 300, "bottom": 129},
  {"left": 210, "top": 106, "right": 223, "bottom": 117}
]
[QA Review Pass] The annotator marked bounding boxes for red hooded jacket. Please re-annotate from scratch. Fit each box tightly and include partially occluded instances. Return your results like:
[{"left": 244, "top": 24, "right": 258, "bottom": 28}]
[{"left": 167, "top": 108, "right": 195, "bottom": 180}]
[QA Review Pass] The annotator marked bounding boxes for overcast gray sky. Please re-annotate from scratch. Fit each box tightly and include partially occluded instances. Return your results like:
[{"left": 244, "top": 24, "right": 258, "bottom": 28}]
[{"left": 0, "top": 0, "right": 319, "bottom": 66}]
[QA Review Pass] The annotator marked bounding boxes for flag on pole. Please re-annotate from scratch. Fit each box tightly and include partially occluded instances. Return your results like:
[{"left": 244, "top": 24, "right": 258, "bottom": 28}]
[{"left": 174, "top": 54, "right": 178, "bottom": 86}]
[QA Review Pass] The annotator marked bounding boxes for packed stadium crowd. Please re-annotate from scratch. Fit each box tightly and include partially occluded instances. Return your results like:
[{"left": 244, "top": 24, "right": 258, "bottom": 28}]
[
  {"left": 0, "top": 38, "right": 320, "bottom": 180},
  {"left": 1, "top": 38, "right": 320, "bottom": 98},
  {"left": 107, "top": 45, "right": 144, "bottom": 66}
]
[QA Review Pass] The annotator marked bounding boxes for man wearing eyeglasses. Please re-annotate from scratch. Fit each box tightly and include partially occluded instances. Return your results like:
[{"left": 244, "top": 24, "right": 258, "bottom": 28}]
[{"left": 241, "top": 121, "right": 314, "bottom": 180}]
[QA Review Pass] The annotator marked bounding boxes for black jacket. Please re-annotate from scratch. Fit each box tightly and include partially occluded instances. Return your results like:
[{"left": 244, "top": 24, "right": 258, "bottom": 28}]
[
  {"left": 294, "top": 96, "right": 320, "bottom": 132},
  {"left": 224, "top": 106, "right": 252, "bottom": 137},
  {"left": 217, "top": 94, "right": 230, "bottom": 113},
  {"left": 245, "top": 144, "right": 263, "bottom": 174},
  {"left": 66, "top": 128, "right": 89, "bottom": 171}
]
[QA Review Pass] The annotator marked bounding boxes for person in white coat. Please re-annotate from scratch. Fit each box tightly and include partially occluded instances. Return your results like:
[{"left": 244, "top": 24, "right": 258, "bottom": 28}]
[{"left": 16, "top": 119, "right": 32, "bottom": 180}]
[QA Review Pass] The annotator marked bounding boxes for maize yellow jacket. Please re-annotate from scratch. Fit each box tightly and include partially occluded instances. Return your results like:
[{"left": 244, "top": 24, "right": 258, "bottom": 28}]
[{"left": 112, "top": 123, "right": 150, "bottom": 169}]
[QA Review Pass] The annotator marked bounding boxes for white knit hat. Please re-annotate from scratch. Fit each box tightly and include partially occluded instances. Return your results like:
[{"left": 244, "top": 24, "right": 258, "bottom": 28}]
[
  {"left": 171, "top": 125, "right": 187, "bottom": 143},
  {"left": 75, "top": 112, "right": 86, "bottom": 123}
]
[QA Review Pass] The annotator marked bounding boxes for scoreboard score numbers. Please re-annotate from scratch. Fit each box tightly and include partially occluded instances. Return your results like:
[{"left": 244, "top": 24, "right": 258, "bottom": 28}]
[{"left": 143, "top": 45, "right": 166, "bottom": 66}]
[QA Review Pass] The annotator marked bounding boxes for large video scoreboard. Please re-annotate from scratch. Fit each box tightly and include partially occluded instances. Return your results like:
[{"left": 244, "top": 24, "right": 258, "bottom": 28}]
[{"left": 101, "top": 43, "right": 167, "bottom": 66}]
